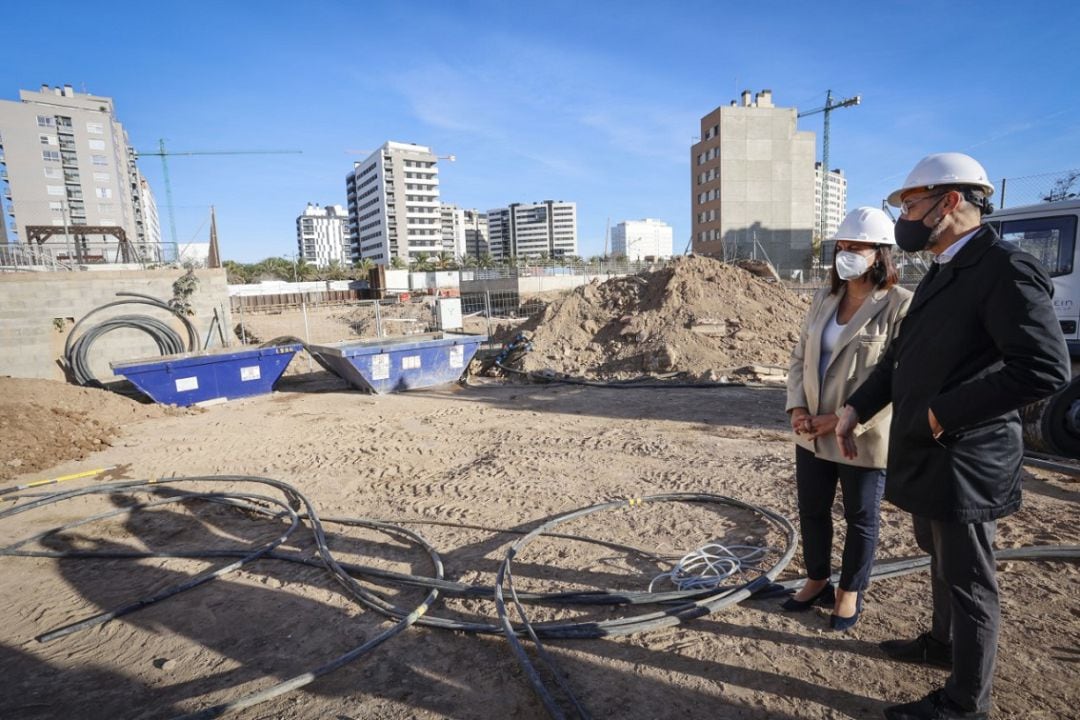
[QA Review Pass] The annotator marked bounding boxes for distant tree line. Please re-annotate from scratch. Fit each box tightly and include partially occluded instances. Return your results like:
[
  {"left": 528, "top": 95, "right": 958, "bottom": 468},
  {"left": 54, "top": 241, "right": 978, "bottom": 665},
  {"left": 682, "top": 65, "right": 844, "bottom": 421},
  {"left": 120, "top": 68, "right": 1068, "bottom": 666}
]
[{"left": 222, "top": 251, "right": 639, "bottom": 284}]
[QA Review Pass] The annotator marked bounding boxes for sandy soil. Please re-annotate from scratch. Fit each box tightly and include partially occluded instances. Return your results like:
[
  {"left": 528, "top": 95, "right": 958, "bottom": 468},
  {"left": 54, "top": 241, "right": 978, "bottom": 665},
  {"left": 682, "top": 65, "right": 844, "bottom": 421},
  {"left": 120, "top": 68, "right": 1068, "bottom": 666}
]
[{"left": 0, "top": 375, "right": 1077, "bottom": 720}]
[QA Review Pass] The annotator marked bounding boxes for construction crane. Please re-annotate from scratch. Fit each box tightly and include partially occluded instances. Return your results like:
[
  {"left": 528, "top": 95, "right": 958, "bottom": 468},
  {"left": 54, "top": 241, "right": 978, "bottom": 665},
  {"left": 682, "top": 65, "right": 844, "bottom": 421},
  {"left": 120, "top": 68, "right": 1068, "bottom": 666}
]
[
  {"left": 135, "top": 140, "right": 302, "bottom": 246},
  {"left": 798, "top": 90, "right": 861, "bottom": 256}
]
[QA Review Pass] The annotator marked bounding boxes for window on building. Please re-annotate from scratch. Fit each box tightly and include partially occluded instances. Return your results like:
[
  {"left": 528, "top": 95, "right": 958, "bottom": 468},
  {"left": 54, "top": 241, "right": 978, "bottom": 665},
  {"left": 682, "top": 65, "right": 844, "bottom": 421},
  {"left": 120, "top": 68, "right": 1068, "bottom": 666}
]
[
  {"left": 86, "top": 122, "right": 104, "bottom": 134},
  {"left": 95, "top": 187, "right": 112, "bottom": 199},
  {"left": 46, "top": 185, "right": 64, "bottom": 196},
  {"left": 98, "top": 203, "right": 115, "bottom": 213},
  {"left": 91, "top": 155, "right": 108, "bottom": 166},
  {"left": 43, "top": 167, "right": 62, "bottom": 179},
  {"left": 48, "top": 201, "right": 63, "bottom": 210},
  {"left": 37, "top": 115, "right": 55, "bottom": 127},
  {"left": 42, "top": 150, "right": 61, "bottom": 162},
  {"left": 93, "top": 172, "right": 110, "bottom": 182},
  {"left": 88, "top": 139, "right": 106, "bottom": 151}
]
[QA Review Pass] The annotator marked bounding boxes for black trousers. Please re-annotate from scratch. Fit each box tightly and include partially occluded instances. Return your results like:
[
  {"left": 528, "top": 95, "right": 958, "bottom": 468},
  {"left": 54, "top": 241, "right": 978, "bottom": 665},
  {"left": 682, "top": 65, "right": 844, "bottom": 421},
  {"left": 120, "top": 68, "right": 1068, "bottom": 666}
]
[
  {"left": 794, "top": 446, "right": 886, "bottom": 591},
  {"left": 913, "top": 515, "right": 999, "bottom": 713}
]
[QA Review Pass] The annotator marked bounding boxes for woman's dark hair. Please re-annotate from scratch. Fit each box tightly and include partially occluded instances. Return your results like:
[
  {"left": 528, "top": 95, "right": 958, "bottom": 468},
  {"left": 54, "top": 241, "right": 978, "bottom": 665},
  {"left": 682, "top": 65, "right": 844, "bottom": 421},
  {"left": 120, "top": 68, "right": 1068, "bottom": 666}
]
[{"left": 829, "top": 245, "right": 899, "bottom": 294}]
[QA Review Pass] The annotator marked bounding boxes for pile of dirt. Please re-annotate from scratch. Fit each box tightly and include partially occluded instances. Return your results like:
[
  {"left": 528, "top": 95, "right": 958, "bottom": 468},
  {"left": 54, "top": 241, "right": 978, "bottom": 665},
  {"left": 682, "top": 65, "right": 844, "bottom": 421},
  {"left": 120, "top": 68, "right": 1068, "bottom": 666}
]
[
  {"left": 514, "top": 255, "right": 810, "bottom": 379},
  {"left": 0, "top": 377, "right": 173, "bottom": 481}
]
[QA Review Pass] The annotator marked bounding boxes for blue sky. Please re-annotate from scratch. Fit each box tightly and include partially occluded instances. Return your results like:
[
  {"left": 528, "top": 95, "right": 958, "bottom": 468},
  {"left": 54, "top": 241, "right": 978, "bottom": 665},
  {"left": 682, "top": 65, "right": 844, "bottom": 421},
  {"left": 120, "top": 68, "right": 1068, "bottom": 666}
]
[{"left": 4, "top": 1, "right": 1079, "bottom": 262}]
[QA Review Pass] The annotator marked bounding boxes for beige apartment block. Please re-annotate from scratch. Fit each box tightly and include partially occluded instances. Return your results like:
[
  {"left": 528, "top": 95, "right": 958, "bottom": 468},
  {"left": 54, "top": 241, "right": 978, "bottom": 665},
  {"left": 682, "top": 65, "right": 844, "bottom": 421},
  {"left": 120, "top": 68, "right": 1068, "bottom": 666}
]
[{"left": 690, "top": 89, "right": 817, "bottom": 274}]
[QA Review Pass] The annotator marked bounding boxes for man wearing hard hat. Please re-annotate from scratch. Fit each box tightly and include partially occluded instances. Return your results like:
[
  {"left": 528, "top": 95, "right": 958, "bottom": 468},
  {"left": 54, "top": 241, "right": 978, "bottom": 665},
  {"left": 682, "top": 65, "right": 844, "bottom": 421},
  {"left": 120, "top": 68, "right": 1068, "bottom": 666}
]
[{"left": 835, "top": 153, "right": 1070, "bottom": 719}]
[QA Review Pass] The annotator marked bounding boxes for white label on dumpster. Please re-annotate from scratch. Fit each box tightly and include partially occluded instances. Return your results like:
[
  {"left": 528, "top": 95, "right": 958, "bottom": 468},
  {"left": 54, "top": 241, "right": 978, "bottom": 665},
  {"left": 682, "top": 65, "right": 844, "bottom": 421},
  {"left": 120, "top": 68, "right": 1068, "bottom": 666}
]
[
  {"left": 240, "top": 365, "right": 261, "bottom": 382},
  {"left": 372, "top": 353, "right": 390, "bottom": 380},
  {"left": 175, "top": 376, "right": 199, "bottom": 392},
  {"left": 402, "top": 355, "right": 422, "bottom": 370},
  {"left": 449, "top": 345, "right": 464, "bottom": 368}
]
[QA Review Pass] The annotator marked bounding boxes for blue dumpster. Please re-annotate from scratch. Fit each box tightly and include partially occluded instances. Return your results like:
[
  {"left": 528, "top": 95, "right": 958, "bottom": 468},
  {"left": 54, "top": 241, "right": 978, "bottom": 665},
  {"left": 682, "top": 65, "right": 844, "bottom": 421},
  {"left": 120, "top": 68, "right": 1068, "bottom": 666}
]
[
  {"left": 307, "top": 332, "right": 486, "bottom": 394},
  {"left": 110, "top": 344, "right": 302, "bottom": 406}
]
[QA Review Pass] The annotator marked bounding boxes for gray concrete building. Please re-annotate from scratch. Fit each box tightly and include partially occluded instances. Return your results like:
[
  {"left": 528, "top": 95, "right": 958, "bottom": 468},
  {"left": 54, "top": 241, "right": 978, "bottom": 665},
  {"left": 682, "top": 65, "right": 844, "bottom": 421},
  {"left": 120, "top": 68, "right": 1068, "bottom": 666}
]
[
  {"left": 487, "top": 201, "right": 577, "bottom": 260},
  {"left": 690, "top": 89, "right": 816, "bottom": 273},
  {"left": 345, "top": 141, "right": 445, "bottom": 265},
  {"left": 0, "top": 84, "right": 160, "bottom": 261},
  {"left": 296, "top": 203, "right": 350, "bottom": 267},
  {"left": 462, "top": 209, "right": 489, "bottom": 259}
]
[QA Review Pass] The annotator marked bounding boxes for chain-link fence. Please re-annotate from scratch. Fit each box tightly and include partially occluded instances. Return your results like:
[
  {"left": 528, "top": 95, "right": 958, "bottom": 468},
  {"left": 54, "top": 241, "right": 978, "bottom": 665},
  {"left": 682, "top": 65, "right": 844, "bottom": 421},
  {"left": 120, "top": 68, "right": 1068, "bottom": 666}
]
[
  {"left": 998, "top": 168, "right": 1080, "bottom": 209},
  {"left": 229, "top": 290, "right": 555, "bottom": 373}
]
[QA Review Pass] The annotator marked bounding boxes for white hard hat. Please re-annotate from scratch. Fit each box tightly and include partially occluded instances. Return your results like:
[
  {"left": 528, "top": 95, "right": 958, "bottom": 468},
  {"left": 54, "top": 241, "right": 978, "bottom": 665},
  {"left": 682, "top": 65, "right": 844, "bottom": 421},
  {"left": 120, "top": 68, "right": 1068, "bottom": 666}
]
[
  {"left": 887, "top": 152, "right": 995, "bottom": 207},
  {"left": 831, "top": 207, "right": 895, "bottom": 245}
]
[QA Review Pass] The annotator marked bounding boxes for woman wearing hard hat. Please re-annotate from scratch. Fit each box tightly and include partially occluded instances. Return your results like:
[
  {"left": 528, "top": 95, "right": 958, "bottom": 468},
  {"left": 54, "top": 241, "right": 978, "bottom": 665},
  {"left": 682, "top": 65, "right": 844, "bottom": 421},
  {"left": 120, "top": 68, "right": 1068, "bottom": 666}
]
[{"left": 784, "top": 207, "right": 912, "bottom": 631}]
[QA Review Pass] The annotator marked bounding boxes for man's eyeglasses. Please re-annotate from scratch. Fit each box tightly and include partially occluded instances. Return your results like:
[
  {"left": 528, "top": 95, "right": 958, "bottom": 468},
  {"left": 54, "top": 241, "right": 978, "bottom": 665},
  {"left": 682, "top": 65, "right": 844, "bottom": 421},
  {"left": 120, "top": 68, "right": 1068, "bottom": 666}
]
[{"left": 900, "top": 192, "right": 946, "bottom": 216}]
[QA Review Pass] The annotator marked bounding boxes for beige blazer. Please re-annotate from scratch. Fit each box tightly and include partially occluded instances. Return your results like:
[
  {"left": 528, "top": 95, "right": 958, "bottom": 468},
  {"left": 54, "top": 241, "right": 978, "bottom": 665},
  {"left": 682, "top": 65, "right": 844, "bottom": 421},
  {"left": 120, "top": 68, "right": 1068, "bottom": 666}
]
[{"left": 786, "top": 284, "right": 912, "bottom": 468}]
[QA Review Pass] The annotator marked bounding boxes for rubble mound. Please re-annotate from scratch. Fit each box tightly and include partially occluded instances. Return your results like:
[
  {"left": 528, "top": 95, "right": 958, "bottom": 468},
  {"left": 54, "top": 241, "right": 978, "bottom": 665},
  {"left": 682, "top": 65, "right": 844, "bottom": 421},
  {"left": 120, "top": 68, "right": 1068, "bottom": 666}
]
[
  {"left": 0, "top": 377, "right": 172, "bottom": 481},
  {"left": 515, "top": 255, "right": 810, "bottom": 379}
]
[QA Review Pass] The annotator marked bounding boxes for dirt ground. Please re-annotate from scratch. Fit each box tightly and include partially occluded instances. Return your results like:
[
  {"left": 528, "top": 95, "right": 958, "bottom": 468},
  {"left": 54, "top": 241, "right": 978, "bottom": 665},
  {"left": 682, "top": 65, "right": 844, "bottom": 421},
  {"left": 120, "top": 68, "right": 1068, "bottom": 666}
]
[{"left": 0, "top": 374, "right": 1077, "bottom": 720}]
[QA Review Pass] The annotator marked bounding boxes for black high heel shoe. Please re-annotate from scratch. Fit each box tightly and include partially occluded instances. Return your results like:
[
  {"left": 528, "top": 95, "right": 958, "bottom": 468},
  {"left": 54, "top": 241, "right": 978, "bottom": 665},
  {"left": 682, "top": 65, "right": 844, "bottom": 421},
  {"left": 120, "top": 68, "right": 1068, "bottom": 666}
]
[
  {"left": 780, "top": 582, "right": 835, "bottom": 611},
  {"left": 829, "top": 592, "right": 864, "bottom": 631}
]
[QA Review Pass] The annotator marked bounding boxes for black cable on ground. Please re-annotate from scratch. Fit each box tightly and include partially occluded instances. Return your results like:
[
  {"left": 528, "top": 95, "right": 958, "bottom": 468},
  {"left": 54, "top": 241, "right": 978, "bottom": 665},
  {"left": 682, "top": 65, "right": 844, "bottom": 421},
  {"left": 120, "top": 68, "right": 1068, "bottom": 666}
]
[{"left": 3, "top": 476, "right": 1077, "bottom": 720}]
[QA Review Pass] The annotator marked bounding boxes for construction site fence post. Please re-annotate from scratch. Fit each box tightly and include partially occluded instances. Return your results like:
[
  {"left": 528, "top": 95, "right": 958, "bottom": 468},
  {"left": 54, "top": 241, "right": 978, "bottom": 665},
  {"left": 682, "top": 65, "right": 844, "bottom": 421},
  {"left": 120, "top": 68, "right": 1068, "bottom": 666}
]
[
  {"left": 238, "top": 302, "right": 248, "bottom": 344},
  {"left": 374, "top": 300, "right": 383, "bottom": 338},
  {"left": 484, "top": 290, "right": 493, "bottom": 347},
  {"left": 301, "top": 298, "right": 313, "bottom": 371}
]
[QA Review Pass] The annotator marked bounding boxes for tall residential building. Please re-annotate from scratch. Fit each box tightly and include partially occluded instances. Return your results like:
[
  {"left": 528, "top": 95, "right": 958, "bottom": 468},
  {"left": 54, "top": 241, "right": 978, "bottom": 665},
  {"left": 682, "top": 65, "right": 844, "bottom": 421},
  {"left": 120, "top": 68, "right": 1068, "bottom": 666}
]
[
  {"left": 345, "top": 141, "right": 444, "bottom": 265},
  {"left": 439, "top": 203, "right": 466, "bottom": 258},
  {"left": 0, "top": 85, "right": 160, "bottom": 258},
  {"left": 690, "top": 89, "right": 816, "bottom": 271},
  {"left": 486, "top": 201, "right": 578, "bottom": 259},
  {"left": 814, "top": 162, "right": 848, "bottom": 241},
  {"left": 611, "top": 218, "right": 674, "bottom": 260},
  {"left": 296, "top": 203, "right": 350, "bottom": 267},
  {"left": 462, "top": 209, "right": 489, "bottom": 259}
]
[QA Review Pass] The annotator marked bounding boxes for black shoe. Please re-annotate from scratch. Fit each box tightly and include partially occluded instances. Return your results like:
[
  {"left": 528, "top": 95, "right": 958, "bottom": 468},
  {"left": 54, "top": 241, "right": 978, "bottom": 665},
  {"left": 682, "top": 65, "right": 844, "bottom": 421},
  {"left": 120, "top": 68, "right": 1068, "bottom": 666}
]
[
  {"left": 780, "top": 582, "right": 834, "bottom": 611},
  {"left": 883, "top": 689, "right": 988, "bottom": 719},
  {"left": 880, "top": 632, "right": 953, "bottom": 669},
  {"left": 829, "top": 592, "right": 863, "bottom": 631}
]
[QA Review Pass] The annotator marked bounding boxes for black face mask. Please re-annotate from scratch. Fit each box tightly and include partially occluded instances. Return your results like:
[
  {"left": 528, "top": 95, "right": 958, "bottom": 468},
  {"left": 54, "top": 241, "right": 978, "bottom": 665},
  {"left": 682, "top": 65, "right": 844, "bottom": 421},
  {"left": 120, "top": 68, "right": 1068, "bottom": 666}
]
[{"left": 894, "top": 196, "right": 946, "bottom": 252}]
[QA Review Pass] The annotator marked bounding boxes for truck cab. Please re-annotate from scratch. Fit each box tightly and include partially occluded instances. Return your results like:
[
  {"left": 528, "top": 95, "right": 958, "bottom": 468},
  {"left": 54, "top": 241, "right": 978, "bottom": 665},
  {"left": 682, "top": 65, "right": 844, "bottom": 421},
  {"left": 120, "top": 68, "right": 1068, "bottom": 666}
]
[
  {"left": 987, "top": 199, "right": 1080, "bottom": 456},
  {"left": 987, "top": 199, "right": 1080, "bottom": 356}
]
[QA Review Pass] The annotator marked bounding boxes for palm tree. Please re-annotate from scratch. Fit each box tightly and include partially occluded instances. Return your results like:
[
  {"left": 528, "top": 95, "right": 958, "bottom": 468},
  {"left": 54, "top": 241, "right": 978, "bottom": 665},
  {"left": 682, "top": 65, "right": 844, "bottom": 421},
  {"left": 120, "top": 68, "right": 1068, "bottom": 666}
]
[
  {"left": 223, "top": 260, "right": 250, "bottom": 284},
  {"left": 321, "top": 260, "right": 349, "bottom": 281},
  {"left": 479, "top": 253, "right": 495, "bottom": 269},
  {"left": 294, "top": 258, "right": 318, "bottom": 282},
  {"left": 352, "top": 257, "right": 376, "bottom": 280},
  {"left": 389, "top": 255, "right": 407, "bottom": 270},
  {"left": 411, "top": 252, "right": 434, "bottom": 272},
  {"left": 435, "top": 250, "right": 455, "bottom": 270}
]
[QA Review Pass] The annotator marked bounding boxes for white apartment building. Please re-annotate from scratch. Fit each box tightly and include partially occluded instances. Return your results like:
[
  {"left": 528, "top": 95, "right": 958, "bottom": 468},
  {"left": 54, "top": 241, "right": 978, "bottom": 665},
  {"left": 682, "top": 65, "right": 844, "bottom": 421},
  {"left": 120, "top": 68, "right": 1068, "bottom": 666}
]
[
  {"left": 814, "top": 162, "right": 848, "bottom": 241},
  {"left": 296, "top": 203, "right": 350, "bottom": 267},
  {"left": 439, "top": 203, "right": 466, "bottom": 258},
  {"left": 611, "top": 218, "right": 674, "bottom": 260},
  {"left": 486, "top": 200, "right": 577, "bottom": 259},
  {"left": 0, "top": 84, "right": 160, "bottom": 260},
  {"left": 345, "top": 141, "right": 444, "bottom": 265}
]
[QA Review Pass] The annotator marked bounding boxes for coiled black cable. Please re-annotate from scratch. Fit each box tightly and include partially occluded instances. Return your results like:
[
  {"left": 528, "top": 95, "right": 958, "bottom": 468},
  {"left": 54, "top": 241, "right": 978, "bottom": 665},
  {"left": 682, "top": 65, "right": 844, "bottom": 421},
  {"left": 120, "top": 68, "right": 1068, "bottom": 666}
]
[{"left": 63, "top": 293, "right": 200, "bottom": 388}]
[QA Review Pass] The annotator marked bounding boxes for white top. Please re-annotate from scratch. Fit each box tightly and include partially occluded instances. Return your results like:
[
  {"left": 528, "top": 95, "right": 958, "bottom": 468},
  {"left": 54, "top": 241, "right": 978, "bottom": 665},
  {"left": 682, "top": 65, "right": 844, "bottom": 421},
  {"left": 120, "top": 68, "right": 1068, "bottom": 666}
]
[
  {"left": 935, "top": 227, "right": 980, "bottom": 264},
  {"left": 819, "top": 310, "right": 845, "bottom": 382}
]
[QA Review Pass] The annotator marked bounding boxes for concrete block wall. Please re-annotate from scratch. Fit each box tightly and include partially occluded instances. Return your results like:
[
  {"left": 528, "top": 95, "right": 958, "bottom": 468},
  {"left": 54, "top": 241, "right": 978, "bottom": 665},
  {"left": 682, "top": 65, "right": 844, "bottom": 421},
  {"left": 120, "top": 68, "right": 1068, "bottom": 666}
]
[{"left": 0, "top": 268, "right": 231, "bottom": 382}]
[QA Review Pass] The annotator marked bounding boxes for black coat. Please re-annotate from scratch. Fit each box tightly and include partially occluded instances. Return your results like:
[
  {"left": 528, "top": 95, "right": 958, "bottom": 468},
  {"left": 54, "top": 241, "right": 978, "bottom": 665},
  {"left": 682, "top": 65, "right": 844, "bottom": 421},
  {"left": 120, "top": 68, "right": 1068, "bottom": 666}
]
[{"left": 847, "top": 225, "right": 1070, "bottom": 522}]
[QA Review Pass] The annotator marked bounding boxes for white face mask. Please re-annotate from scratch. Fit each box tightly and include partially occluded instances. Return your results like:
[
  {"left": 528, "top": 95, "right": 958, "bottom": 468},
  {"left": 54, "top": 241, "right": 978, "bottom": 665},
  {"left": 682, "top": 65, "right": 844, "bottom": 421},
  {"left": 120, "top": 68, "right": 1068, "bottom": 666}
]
[{"left": 835, "top": 250, "right": 871, "bottom": 280}]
